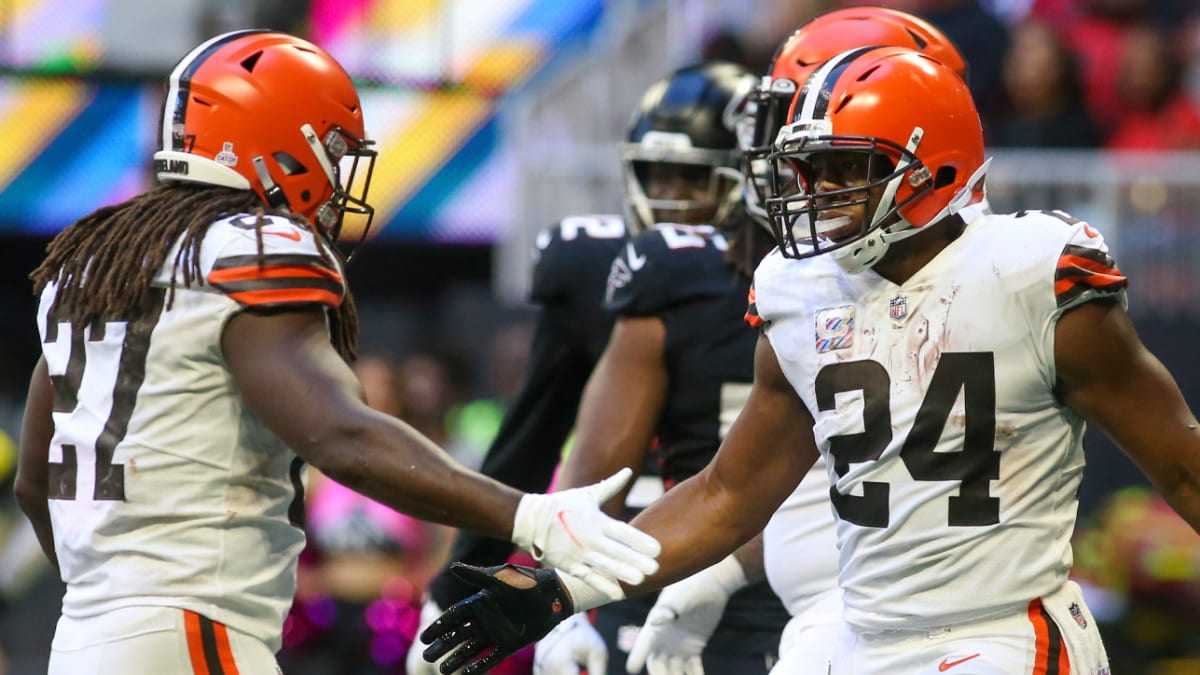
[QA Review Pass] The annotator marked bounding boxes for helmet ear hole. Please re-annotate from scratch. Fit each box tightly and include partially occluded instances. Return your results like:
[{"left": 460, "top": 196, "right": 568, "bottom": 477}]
[
  {"left": 273, "top": 152, "right": 307, "bottom": 176},
  {"left": 935, "top": 166, "right": 957, "bottom": 189},
  {"left": 300, "top": 190, "right": 312, "bottom": 202}
]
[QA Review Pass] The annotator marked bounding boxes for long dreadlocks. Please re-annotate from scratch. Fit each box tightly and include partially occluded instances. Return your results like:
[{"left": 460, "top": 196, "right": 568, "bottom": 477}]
[
  {"left": 30, "top": 183, "right": 359, "bottom": 360},
  {"left": 724, "top": 212, "right": 778, "bottom": 281}
]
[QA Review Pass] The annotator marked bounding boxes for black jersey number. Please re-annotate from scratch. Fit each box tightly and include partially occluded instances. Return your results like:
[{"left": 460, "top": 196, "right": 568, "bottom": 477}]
[
  {"left": 42, "top": 289, "right": 165, "bottom": 501},
  {"left": 815, "top": 352, "right": 999, "bottom": 528}
]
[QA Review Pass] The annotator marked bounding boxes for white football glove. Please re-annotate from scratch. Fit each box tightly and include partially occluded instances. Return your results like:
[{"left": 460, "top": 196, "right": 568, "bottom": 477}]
[
  {"left": 625, "top": 554, "right": 748, "bottom": 675},
  {"left": 534, "top": 612, "right": 609, "bottom": 675},
  {"left": 513, "top": 468, "right": 661, "bottom": 600},
  {"left": 407, "top": 598, "right": 457, "bottom": 675}
]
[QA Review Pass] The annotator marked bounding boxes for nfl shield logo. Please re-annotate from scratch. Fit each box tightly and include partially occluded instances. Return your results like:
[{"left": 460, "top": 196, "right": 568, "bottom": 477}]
[
  {"left": 889, "top": 296, "right": 908, "bottom": 320},
  {"left": 1069, "top": 602, "right": 1087, "bottom": 629}
]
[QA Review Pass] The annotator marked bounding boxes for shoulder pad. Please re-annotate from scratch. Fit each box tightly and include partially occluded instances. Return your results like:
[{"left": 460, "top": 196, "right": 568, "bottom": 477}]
[
  {"left": 604, "top": 224, "right": 734, "bottom": 315},
  {"left": 1047, "top": 215, "right": 1127, "bottom": 310},
  {"left": 531, "top": 215, "right": 626, "bottom": 304},
  {"left": 203, "top": 214, "right": 345, "bottom": 310}
]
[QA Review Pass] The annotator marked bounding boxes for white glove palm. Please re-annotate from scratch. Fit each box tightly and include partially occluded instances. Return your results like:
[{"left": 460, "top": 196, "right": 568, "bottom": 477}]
[
  {"left": 407, "top": 598, "right": 457, "bottom": 675},
  {"left": 534, "top": 612, "right": 608, "bottom": 675},
  {"left": 625, "top": 555, "right": 748, "bottom": 675},
  {"left": 514, "top": 468, "right": 661, "bottom": 600}
]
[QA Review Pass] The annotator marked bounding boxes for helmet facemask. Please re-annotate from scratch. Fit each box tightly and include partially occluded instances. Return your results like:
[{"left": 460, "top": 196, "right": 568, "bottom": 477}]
[
  {"left": 741, "top": 76, "right": 798, "bottom": 230},
  {"left": 766, "top": 129, "right": 932, "bottom": 271},
  {"left": 621, "top": 134, "right": 744, "bottom": 232},
  {"left": 310, "top": 125, "right": 377, "bottom": 247}
]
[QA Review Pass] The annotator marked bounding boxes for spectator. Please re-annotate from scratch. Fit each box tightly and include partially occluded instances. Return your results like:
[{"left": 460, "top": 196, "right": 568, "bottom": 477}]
[
  {"left": 992, "top": 18, "right": 1100, "bottom": 147},
  {"left": 1106, "top": 24, "right": 1200, "bottom": 150},
  {"left": 840, "top": 0, "right": 1010, "bottom": 126},
  {"left": 1072, "top": 486, "right": 1200, "bottom": 673}
]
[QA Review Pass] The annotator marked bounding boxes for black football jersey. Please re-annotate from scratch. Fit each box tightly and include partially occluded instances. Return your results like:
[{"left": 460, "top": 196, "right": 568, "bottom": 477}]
[
  {"left": 604, "top": 222, "right": 789, "bottom": 654},
  {"left": 429, "top": 214, "right": 628, "bottom": 608}
]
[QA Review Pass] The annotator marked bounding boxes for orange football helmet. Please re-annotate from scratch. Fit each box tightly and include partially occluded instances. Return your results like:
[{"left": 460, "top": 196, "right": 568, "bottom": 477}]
[
  {"left": 154, "top": 30, "right": 375, "bottom": 240},
  {"left": 765, "top": 47, "right": 986, "bottom": 272},
  {"left": 742, "top": 7, "right": 967, "bottom": 226}
]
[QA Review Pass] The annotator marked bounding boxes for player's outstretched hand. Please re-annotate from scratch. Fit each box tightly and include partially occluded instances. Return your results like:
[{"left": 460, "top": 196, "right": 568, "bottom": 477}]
[
  {"left": 533, "top": 612, "right": 608, "bottom": 675},
  {"left": 625, "top": 554, "right": 747, "bottom": 675},
  {"left": 512, "top": 468, "right": 661, "bottom": 600},
  {"left": 422, "top": 563, "right": 575, "bottom": 675}
]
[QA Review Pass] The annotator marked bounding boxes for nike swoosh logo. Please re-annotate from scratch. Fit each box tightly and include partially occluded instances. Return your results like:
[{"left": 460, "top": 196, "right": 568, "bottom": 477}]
[
  {"left": 626, "top": 242, "right": 647, "bottom": 271},
  {"left": 556, "top": 510, "right": 583, "bottom": 548},
  {"left": 264, "top": 229, "right": 302, "bottom": 241},
  {"left": 938, "top": 654, "right": 981, "bottom": 671}
]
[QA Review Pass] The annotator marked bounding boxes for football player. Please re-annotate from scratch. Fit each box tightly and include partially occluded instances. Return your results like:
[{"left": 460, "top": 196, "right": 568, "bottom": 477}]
[
  {"left": 529, "top": 59, "right": 798, "bottom": 675},
  {"left": 409, "top": 205, "right": 645, "bottom": 675},
  {"left": 420, "top": 46, "right": 1200, "bottom": 675},
  {"left": 424, "top": 8, "right": 980, "bottom": 675},
  {"left": 13, "top": 30, "right": 661, "bottom": 675},
  {"left": 621, "top": 8, "right": 977, "bottom": 675}
]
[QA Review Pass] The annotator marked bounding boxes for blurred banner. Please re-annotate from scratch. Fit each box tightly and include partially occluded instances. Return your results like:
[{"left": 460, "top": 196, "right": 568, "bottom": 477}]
[{"left": 0, "top": 0, "right": 611, "bottom": 243}]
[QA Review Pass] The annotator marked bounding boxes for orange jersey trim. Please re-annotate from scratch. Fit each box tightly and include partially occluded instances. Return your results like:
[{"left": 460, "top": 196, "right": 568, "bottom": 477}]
[
  {"left": 745, "top": 285, "right": 764, "bottom": 328},
  {"left": 227, "top": 287, "right": 343, "bottom": 308},
  {"left": 207, "top": 263, "right": 343, "bottom": 286}
]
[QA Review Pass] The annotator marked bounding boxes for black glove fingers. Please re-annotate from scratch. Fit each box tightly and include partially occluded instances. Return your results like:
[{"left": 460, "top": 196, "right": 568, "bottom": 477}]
[
  {"left": 462, "top": 648, "right": 511, "bottom": 675},
  {"left": 440, "top": 637, "right": 487, "bottom": 673}
]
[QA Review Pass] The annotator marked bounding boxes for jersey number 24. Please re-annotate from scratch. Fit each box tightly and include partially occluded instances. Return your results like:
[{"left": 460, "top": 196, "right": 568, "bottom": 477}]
[{"left": 816, "top": 352, "right": 1000, "bottom": 528}]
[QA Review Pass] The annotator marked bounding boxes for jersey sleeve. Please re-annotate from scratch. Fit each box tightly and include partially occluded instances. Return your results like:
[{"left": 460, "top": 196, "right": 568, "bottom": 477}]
[
  {"left": 1052, "top": 221, "right": 1128, "bottom": 314},
  {"left": 745, "top": 281, "right": 764, "bottom": 330},
  {"left": 604, "top": 225, "right": 732, "bottom": 316},
  {"left": 204, "top": 215, "right": 345, "bottom": 311}
]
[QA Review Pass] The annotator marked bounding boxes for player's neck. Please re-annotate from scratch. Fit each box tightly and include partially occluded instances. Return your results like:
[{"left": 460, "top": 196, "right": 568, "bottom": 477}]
[{"left": 871, "top": 215, "right": 966, "bottom": 286}]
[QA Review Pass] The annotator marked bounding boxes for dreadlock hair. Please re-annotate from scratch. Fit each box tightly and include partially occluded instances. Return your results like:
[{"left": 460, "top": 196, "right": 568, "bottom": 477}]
[
  {"left": 30, "top": 182, "right": 359, "bottom": 361},
  {"left": 723, "top": 213, "right": 777, "bottom": 281}
]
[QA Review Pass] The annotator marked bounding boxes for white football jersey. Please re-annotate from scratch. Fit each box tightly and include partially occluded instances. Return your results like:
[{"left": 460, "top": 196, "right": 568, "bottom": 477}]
[
  {"left": 750, "top": 208, "right": 1127, "bottom": 631},
  {"left": 37, "top": 213, "right": 345, "bottom": 650},
  {"left": 762, "top": 465, "right": 840, "bottom": 618}
]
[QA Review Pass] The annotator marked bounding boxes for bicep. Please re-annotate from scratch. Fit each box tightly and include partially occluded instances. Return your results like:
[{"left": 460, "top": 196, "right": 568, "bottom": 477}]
[
  {"left": 1055, "top": 301, "right": 1200, "bottom": 493},
  {"left": 558, "top": 316, "right": 667, "bottom": 508},
  {"left": 222, "top": 308, "right": 369, "bottom": 461},
  {"left": 708, "top": 334, "right": 817, "bottom": 508}
]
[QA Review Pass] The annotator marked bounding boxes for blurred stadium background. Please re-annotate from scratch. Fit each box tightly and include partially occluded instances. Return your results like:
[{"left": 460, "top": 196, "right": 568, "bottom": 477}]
[{"left": 0, "top": 0, "right": 1198, "bottom": 673}]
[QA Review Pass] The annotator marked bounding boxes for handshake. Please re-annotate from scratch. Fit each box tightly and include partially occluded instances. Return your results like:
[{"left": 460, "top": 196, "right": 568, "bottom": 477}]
[{"left": 411, "top": 468, "right": 660, "bottom": 675}]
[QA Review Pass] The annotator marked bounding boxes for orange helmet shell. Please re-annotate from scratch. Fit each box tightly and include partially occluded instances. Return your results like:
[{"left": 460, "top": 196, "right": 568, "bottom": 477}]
[
  {"left": 765, "top": 44, "right": 985, "bottom": 269},
  {"left": 771, "top": 6, "right": 968, "bottom": 84},
  {"left": 156, "top": 30, "right": 369, "bottom": 228},
  {"left": 785, "top": 47, "right": 983, "bottom": 228}
]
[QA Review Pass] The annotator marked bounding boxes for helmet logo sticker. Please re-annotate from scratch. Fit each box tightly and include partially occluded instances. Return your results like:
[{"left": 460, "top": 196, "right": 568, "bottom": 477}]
[
  {"left": 815, "top": 305, "right": 855, "bottom": 353},
  {"left": 215, "top": 142, "right": 239, "bottom": 167}
]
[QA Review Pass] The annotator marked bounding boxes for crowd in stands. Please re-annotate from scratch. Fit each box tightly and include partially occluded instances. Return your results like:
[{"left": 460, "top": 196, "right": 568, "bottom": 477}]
[{"left": 710, "top": 0, "right": 1200, "bottom": 150}]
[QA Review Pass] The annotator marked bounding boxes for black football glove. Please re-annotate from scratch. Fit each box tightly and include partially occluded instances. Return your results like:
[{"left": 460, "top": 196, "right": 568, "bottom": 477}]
[{"left": 420, "top": 562, "right": 574, "bottom": 675}]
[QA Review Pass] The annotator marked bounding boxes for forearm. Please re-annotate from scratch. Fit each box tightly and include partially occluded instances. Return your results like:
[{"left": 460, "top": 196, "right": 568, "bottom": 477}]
[
  {"left": 16, "top": 357, "right": 58, "bottom": 569},
  {"left": 13, "top": 487, "right": 57, "bottom": 570},
  {"left": 310, "top": 407, "right": 522, "bottom": 539},
  {"left": 627, "top": 468, "right": 771, "bottom": 594}
]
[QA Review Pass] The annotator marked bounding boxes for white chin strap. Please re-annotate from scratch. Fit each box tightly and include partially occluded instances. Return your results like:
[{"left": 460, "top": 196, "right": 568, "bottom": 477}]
[{"left": 831, "top": 153, "right": 994, "bottom": 276}]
